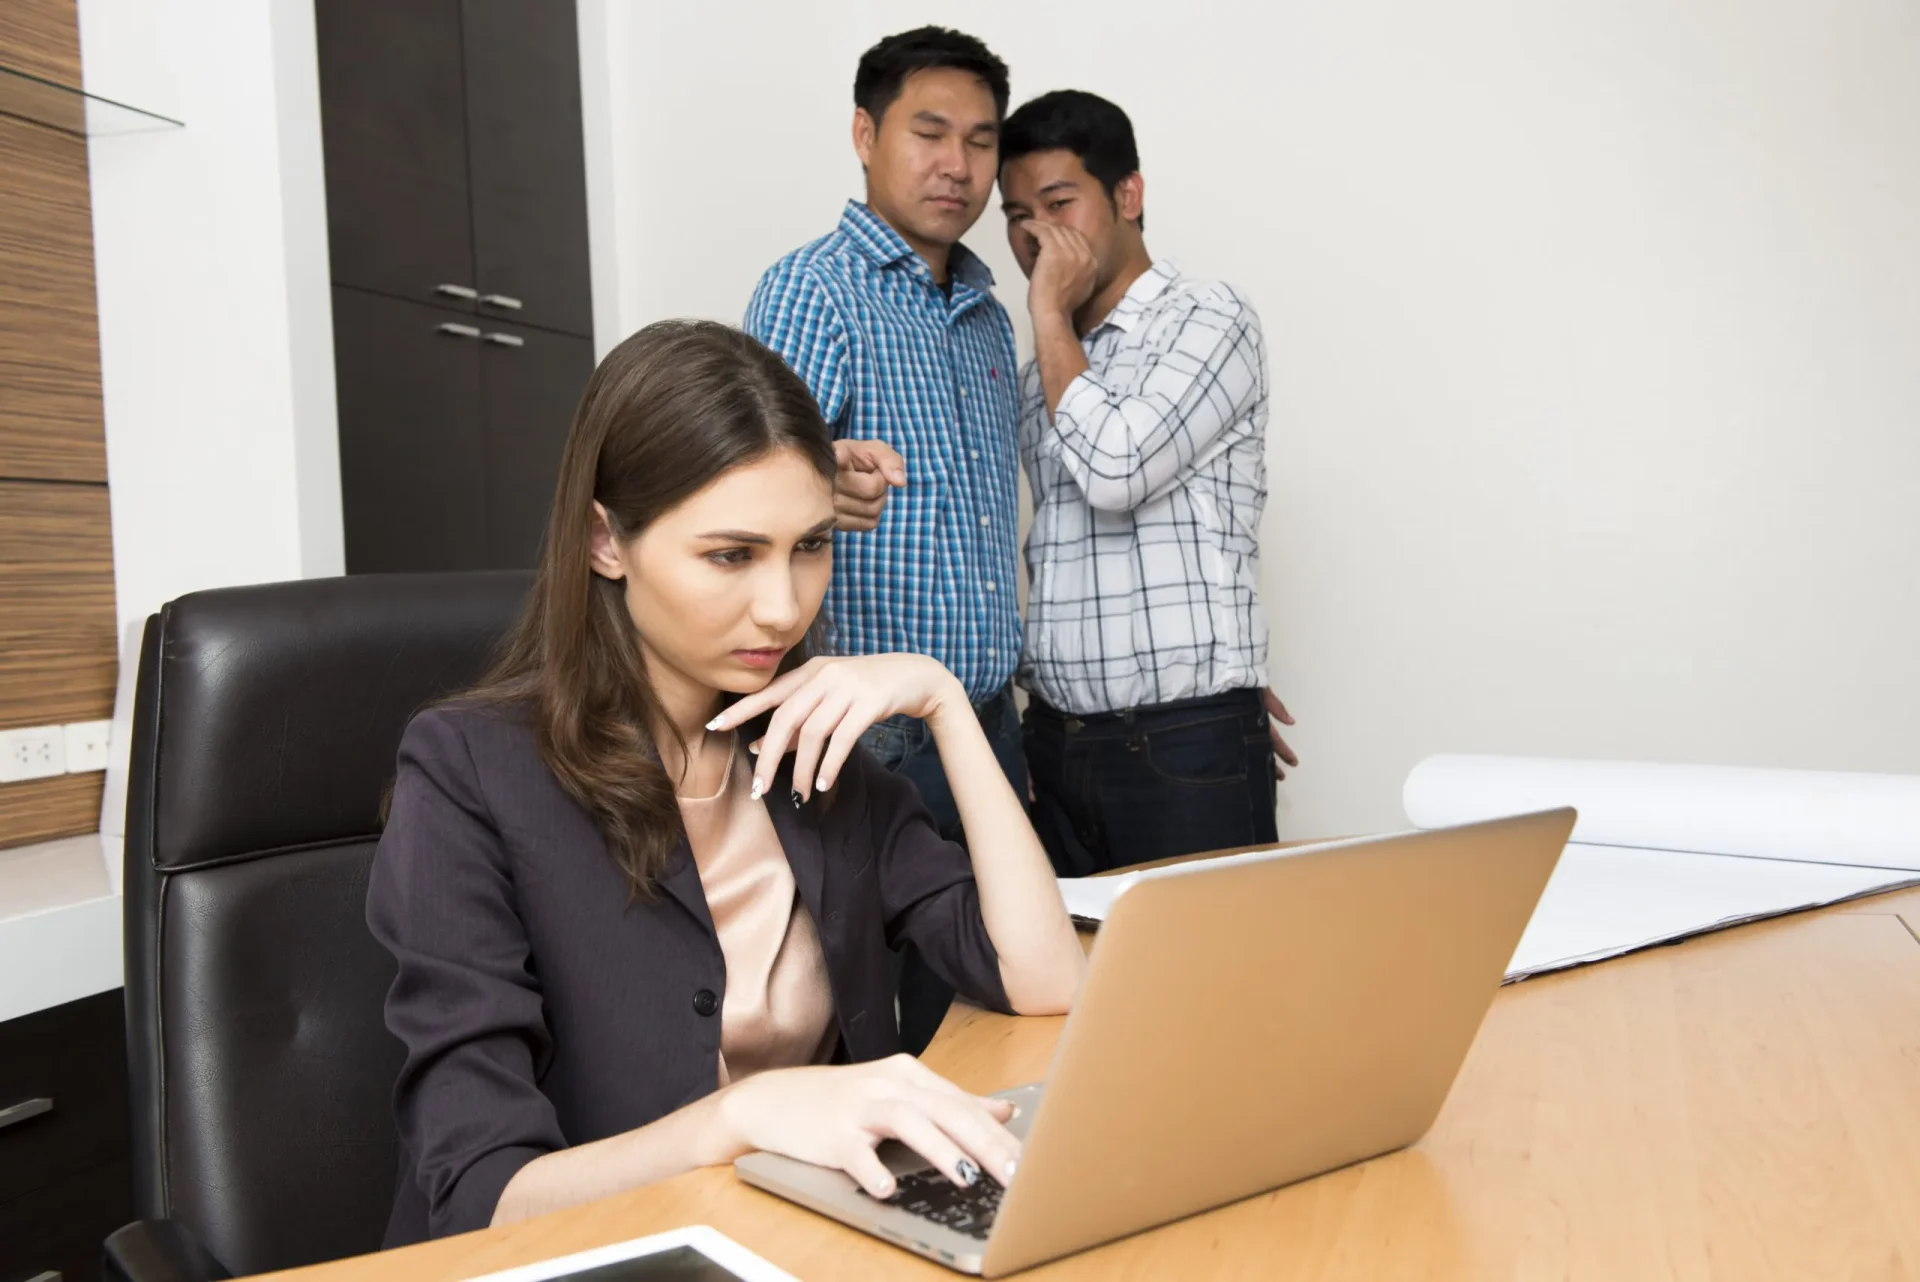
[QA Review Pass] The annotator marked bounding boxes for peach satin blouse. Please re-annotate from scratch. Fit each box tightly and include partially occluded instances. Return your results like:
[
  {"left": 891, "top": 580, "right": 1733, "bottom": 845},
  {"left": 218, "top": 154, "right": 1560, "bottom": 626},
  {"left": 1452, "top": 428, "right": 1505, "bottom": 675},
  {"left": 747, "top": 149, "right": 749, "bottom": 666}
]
[{"left": 677, "top": 741, "right": 837, "bottom": 1085}]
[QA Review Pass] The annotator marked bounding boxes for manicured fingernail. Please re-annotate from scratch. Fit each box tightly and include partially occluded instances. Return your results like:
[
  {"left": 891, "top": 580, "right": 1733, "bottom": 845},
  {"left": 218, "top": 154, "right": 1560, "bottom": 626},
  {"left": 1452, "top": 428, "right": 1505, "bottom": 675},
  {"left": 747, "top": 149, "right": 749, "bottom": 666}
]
[
  {"left": 955, "top": 1158, "right": 980, "bottom": 1187},
  {"left": 790, "top": 788, "right": 803, "bottom": 809},
  {"left": 1005, "top": 1159, "right": 1018, "bottom": 1180},
  {"left": 816, "top": 775, "right": 831, "bottom": 793},
  {"left": 748, "top": 741, "right": 760, "bottom": 755},
  {"left": 877, "top": 1179, "right": 895, "bottom": 1198},
  {"left": 749, "top": 778, "right": 764, "bottom": 801},
  {"left": 705, "top": 716, "right": 722, "bottom": 731}
]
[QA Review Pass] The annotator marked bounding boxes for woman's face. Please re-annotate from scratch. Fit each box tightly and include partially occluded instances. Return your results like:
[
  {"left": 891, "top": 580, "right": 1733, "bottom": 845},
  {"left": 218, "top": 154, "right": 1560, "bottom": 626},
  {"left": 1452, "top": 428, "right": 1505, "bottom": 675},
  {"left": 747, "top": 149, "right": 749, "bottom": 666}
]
[{"left": 591, "top": 447, "right": 835, "bottom": 701}]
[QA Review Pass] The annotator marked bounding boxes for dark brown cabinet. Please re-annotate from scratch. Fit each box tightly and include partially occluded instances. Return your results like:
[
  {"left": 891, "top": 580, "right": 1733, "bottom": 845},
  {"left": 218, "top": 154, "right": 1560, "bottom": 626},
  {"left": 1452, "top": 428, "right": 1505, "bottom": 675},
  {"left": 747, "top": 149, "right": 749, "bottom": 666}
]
[
  {"left": 316, "top": 0, "right": 596, "bottom": 574},
  {"left": 0, "top": 990, "right": 131, "bottom": 1282},
  {"left": 463, "top": 0, "right": 595, "bottom": 337},
  {"left": 331, "top": 289, "right": 489, "bottom": 574},
  {"left": 332, "top": 290, "right": 591, "bottom": 575},
  {"left": 478, "top": 321, "right": 592, "bottom": 568},
  {"left": 315, "top": 0, "right": 476, "bottom": 316}
]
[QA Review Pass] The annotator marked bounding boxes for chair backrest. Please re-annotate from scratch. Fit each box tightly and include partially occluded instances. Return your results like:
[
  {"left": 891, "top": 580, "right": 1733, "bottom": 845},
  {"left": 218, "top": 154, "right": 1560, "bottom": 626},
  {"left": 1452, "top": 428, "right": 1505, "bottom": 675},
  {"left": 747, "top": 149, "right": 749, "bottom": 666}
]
[{"left": 122, "top": 571, "right": 530, "bottom": 1275}]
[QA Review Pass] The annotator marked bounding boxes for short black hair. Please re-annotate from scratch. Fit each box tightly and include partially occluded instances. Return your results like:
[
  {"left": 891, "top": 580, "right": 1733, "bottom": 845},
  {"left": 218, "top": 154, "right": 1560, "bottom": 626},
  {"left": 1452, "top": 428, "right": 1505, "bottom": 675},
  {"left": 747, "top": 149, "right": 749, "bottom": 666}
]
[
  {"left": 854, "top": 27, "right": 1010, "bottom": 125},
  {"left": 1001, "top": 90, "right": 1143, "bottom": 229}
]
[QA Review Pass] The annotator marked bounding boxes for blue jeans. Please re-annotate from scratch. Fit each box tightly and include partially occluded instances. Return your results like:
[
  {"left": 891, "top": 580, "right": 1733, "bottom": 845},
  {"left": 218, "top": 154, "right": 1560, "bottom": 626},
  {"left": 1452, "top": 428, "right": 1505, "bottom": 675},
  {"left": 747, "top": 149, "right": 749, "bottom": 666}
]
[
  {"left": 1025, "top": 688, "right": 1278, "bottom": 877},
  {"left": 858, "top": 685, "right": 1027, "bottom": 1054}
]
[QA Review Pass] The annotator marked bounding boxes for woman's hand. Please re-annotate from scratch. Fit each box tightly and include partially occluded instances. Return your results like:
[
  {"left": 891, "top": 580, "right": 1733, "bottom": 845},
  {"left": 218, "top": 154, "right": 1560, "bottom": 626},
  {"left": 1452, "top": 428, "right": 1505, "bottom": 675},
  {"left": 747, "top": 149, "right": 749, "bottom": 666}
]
[
  {"left": 711, "top": 654, "right": 1084, "bottom": 1018},
  {"left": 492, "top": 1052, "right": 1020, "bottom": 1227},
  {"left": 718, "top": 1055, "right": 1020, "bottom": 1198},
  {"left": 708, "top": 654, "right": 965, "bottom": 803}
]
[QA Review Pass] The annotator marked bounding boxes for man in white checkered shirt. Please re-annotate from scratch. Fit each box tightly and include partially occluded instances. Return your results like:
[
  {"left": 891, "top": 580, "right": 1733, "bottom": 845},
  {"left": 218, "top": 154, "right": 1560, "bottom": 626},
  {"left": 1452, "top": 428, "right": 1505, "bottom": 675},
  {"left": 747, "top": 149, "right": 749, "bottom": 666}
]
[{"left": 999, "top": 90, "right": 1299, "bottom": 875}]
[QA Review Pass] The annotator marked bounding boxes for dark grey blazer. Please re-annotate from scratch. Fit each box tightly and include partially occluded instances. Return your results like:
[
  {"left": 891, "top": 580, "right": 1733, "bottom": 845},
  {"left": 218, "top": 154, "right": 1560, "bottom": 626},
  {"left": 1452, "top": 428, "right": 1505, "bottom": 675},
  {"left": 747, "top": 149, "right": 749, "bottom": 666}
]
[{"left": 365, "top": 702, "right": 1013, "bottom": 1245}]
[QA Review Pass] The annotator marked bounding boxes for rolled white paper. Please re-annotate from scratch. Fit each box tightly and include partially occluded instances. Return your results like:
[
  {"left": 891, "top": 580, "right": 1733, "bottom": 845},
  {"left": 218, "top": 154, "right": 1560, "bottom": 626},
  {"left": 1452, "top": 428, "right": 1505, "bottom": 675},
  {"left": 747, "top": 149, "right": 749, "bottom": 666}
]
[{"left": 1404, "top": 754, "right": 1920, "bottom": 871}]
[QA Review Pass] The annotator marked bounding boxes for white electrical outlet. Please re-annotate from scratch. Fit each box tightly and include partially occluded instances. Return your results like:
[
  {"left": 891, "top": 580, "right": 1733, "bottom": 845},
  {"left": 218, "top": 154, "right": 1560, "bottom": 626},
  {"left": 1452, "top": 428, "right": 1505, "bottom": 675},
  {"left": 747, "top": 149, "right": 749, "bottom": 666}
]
[
  {"left": 0, "top": 725, "right": 67, "bottom": 783},
  {"left": 65, "top": 720, "right": 113, "bottom": 773}
]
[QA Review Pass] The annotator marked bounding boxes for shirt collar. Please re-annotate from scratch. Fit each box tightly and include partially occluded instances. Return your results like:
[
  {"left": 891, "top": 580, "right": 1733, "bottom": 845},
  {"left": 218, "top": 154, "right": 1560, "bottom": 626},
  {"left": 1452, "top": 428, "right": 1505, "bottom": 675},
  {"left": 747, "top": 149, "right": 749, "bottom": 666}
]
[
  {"left": 838, "top": 199, "right": 996, "bottom": 292},
  {"left": 1091, "top": 260, "right": 1178, "bottom": 336}
]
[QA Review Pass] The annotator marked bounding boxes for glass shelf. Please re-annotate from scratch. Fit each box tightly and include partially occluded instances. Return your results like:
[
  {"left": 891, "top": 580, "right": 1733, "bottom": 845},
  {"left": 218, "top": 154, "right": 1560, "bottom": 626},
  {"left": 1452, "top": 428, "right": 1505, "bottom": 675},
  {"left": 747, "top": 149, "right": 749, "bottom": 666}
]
[{"left": 0, "top": 63, "right": 182, "bottom": 137}]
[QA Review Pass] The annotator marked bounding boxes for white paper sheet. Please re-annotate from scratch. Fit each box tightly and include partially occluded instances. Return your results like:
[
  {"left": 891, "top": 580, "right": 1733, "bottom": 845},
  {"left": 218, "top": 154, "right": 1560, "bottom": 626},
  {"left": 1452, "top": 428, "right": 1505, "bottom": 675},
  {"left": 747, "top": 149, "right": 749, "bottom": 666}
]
[
  {"left": 1055, "top": 754, "right": 1920, "bottom": 984},
  {"left": 1404, "top": 755, "right": 1920, "bottom": 870},
  {"left": 1056, "top": 841, "right": 1327, "bottom": 924},
  {"left": 1057, "top": 873, "right": 1138, "bottom": 924},
  {"left": 1055, "top": 839, "right": 1920, "bottom": 981},
  {"left": 1507, "top": 843, "right": 1919, "bottom": 979}
]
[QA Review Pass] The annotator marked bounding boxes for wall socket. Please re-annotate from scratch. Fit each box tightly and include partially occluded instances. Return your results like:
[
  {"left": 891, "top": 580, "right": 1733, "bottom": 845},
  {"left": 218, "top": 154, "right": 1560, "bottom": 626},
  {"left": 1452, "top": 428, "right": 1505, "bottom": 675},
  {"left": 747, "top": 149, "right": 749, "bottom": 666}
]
[
  {"left": 0, "top": 721, "right": 111, "bottom": 783},
  {"left": 0, "top": 726, "right": 68, "bottom": 783},
  {"left": 65, "top": 720, "right": 113, "bottom": 773}
]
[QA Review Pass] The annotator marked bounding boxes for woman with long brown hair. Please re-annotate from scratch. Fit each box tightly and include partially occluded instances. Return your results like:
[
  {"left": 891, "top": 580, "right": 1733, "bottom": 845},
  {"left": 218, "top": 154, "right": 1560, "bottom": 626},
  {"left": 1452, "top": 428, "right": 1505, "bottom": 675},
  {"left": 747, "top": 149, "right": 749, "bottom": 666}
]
[{"left": 367, "top": 320, "right": 1083, "bottom": 1244}]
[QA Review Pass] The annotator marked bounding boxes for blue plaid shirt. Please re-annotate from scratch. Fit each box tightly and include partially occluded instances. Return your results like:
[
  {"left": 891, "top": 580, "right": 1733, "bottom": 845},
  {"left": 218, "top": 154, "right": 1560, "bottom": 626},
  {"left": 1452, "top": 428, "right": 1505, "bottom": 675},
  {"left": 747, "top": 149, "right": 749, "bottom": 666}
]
[{"left": 746, "top": 201, "right": 1023, "bottom": 702}]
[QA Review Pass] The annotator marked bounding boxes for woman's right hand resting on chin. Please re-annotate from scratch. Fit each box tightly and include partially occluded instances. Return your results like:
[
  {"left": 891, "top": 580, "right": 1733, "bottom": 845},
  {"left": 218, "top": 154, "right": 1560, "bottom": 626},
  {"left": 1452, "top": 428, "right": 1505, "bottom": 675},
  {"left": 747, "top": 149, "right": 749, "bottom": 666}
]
[{"left": 491, "top": 1055, "right": 1019, "bottom": 1225}]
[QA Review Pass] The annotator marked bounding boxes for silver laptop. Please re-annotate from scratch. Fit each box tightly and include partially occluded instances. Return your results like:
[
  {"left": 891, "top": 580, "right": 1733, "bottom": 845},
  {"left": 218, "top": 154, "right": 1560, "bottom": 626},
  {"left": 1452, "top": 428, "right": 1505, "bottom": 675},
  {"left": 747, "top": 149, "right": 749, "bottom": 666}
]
[{"left": 736, "top": 809, "right": 1574, "bottom": 1276}]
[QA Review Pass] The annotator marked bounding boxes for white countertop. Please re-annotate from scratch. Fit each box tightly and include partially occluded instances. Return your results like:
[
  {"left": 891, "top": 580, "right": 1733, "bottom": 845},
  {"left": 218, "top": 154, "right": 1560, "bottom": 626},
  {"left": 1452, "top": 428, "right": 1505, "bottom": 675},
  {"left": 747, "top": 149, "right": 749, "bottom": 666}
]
[{"left": 0, "top": 832, "right": 124, "bottom": 1022}]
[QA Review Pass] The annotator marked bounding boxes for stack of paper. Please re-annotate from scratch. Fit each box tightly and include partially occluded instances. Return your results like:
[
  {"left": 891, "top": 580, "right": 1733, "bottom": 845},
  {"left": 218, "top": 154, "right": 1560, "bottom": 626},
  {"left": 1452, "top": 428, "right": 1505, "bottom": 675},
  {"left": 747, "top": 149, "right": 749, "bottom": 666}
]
[
  {"left": 1503, "top": 841, "right": 1915, "bottom": 978},
  {"left": 1056, "top": 844, "right": 1309, "bottom": 924},
  {"left": 1056, "top": 757, "right": 1920, "bottom": 982}
]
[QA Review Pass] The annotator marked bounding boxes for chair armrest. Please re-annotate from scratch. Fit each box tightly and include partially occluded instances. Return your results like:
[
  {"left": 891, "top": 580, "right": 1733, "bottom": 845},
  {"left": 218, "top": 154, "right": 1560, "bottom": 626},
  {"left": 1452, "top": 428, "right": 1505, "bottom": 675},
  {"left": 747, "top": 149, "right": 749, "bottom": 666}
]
[{"left": 103, "top": 1219, "right": 232, "bottom": 1282}]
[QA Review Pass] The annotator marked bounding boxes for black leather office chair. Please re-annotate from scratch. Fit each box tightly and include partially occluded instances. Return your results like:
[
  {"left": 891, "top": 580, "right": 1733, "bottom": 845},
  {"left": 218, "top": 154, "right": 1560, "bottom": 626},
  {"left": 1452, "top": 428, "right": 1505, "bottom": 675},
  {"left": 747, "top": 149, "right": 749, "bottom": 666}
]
[{"left": 104, "top": 572, "right": 531, "bottom": 1281}]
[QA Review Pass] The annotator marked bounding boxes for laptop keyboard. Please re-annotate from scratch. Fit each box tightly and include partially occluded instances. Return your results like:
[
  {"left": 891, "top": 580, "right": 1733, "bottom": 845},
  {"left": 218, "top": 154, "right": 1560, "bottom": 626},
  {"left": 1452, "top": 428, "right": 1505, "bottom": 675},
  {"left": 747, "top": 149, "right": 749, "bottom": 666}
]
[{"left": 877, "top": 1169, "right": 1005, "bottom": 1241}]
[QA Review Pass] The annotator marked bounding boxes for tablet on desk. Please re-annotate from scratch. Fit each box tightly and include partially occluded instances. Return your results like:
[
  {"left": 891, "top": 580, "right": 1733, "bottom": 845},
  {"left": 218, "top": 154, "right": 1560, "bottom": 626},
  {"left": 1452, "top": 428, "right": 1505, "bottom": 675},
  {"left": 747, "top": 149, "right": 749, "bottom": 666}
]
[{"left": 462, "top": 1226, "right": 797, "bottom": 1282}]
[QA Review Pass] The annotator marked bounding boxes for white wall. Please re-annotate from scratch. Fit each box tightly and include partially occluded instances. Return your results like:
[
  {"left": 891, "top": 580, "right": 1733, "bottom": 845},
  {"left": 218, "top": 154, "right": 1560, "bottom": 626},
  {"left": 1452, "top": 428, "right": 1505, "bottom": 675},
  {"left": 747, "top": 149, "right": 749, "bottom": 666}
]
[
  {"left": 586, "top": 0, "right": 1920, "bottom": 838},
  {"left": 576, "top": 0, "right": 626, "bottom": 360},
  {"left": 79, "top": 0, "right": 343, "bottom": 634},
  {"left": 79, "top": 0, "right": 343, "bottom": 829}
]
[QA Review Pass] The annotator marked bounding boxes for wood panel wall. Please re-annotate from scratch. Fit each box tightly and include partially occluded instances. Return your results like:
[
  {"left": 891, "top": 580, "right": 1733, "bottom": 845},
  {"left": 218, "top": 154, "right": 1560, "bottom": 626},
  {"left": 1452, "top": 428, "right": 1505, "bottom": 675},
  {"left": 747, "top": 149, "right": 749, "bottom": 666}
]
[{"left": 0, "top": 0, "right": 117, "bottom": 848}]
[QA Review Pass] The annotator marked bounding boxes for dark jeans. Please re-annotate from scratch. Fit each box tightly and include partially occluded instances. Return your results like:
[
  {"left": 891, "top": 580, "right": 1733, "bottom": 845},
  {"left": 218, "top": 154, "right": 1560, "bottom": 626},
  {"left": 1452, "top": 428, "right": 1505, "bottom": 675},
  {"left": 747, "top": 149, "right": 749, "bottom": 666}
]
[
  {"left": 857, "top": 685, "right": 1027, "bottom": 1056},
  {"left": 1025, "top": 688, "right": 1278, "bottom": 877}
]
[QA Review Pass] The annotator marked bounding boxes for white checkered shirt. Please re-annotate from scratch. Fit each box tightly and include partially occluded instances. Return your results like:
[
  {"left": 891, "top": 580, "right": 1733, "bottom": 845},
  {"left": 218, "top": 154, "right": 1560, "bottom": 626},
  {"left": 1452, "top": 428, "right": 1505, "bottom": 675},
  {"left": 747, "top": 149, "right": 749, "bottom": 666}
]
[{"left": 1017, "top": 261, "right": 1270, "bottom": 716}]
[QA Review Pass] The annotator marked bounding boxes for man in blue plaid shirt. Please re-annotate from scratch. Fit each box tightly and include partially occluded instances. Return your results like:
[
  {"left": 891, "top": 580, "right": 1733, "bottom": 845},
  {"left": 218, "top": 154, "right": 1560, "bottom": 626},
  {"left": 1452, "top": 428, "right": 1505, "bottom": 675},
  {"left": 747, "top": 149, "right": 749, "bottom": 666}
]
[{"left": 745, "top": 27, "right": 1029, "bottom": 1052}]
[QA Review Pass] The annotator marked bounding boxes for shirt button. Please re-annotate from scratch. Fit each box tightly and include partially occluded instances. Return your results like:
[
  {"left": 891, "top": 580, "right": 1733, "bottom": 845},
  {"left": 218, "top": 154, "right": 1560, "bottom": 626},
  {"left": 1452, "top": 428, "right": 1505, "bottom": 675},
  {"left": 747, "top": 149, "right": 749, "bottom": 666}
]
[
  {"left": 970, "top": 450, "right": 980, "bottom": 460},
  {"left": 985, "top": 582, "right": 997, "bottom": 592},
  {"left": 959, "top": 388, "right": 968, "bottom": 398},
  {"left": 979, "top": 515, "right": 990, "bottom": 527},
  {"left": 692, "top": 988, "right": 719, "bottom": 1017}
]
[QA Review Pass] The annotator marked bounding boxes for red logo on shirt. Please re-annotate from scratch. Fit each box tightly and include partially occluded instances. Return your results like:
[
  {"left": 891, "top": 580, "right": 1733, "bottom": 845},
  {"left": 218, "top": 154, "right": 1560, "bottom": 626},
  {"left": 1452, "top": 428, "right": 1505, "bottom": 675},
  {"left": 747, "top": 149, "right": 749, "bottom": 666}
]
[{"left": 989, "top": 368, "right": 998, "bottom": 380}]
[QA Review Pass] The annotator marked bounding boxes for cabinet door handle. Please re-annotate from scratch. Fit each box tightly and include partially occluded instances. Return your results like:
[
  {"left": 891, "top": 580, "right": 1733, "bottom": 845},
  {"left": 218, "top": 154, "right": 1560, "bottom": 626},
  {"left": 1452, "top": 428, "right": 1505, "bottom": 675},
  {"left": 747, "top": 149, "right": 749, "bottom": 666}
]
[
  {"left": 437, "top": 323, "right": 482, "bottom": 339},
  {"left": 479, "top": 293, "right": 523, "bottom": 311},
  {"left": 434, "top": 283, "right": 479, "bottom": 300},
  {"left": 481, "top": 332, "right": 525, "bottom": 347},
  {"left": 0, "top": 1097, "right": 52, "bottom": 1131}
]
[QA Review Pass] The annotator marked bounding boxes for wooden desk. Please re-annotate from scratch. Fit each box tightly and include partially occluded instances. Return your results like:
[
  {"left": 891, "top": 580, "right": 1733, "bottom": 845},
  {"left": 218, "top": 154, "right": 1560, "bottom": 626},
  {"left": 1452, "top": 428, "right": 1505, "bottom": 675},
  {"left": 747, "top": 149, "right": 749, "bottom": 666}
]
[{"left": 266, "top": 885, "right": 1920, "bottom": 1281}]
